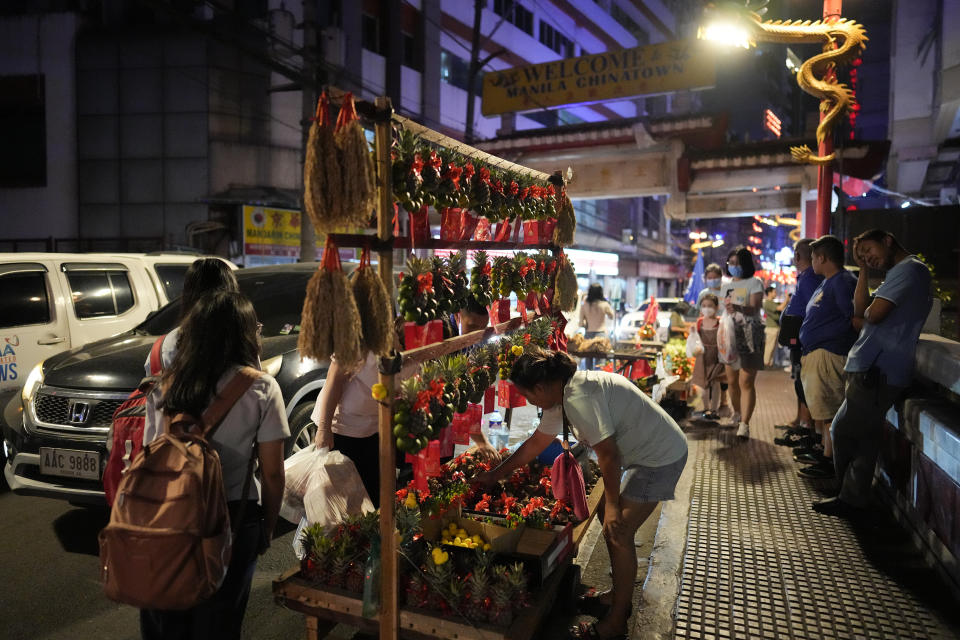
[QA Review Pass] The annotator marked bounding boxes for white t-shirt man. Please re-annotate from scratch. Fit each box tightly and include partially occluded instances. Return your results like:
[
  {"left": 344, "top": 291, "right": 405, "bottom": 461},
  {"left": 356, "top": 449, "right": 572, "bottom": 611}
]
[{"left": 536, "top": 370, "right": 687, "bottom": 468}]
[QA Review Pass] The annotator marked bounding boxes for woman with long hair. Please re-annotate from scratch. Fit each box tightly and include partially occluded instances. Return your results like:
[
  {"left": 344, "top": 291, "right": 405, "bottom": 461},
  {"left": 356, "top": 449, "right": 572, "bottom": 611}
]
[
  {"left": 722, "top": 246, "right": 766, "bottom": 440},
  {"left": 579, "top": 283, "right": 614, "bottom": 338},
  {"left": 141, "top": 291, "right": 288, "bottom": 640},
  {"left": 473, "top": 347, "right": 687, "bottom": 640},
  {"left": 142, "top": 258, "right": 239, "bottom": 445}
]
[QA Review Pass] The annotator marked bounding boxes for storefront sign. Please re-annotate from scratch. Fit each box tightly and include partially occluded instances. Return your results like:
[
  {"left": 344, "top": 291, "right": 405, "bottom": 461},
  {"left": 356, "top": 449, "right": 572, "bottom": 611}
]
[
  {"left": 566, "top": 249, "right": 619, "bottom": 276},
  {"left": 481, "top": 40, "right": 716, "bottom": 116},
  {"left": 242, "top": 205, "right": 301, "bottom": 266}
]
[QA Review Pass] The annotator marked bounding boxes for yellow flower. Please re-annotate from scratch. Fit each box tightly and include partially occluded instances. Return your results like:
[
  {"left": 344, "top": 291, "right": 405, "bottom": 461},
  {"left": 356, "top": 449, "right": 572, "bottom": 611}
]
[
  {"left": 432, "top": 549, "right": 449, "bottom": 565},
  {"left": 511, "top": 345, "right": 524, "bottom": 356},
  {"left": 371, "top": 383, "right": 388, "bottom": 401},
  {"left": 404, "top": 493, "right": 418, "bottom": 509}
]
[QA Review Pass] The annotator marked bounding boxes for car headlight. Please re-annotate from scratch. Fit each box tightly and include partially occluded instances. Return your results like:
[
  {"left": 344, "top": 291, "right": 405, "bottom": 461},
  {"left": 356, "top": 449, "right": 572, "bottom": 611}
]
[
  {"left": 262, "top": 354, "right": 283, "bottom": 377},
  {"left": 21, "top": 361, "right": 45, "bottom": 404}
]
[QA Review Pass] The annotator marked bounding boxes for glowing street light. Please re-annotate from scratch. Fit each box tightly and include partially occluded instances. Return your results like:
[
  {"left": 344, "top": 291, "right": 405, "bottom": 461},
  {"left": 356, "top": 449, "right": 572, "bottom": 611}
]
[{"left": 698, "top": 20, "right": 752, "bottom": 49}]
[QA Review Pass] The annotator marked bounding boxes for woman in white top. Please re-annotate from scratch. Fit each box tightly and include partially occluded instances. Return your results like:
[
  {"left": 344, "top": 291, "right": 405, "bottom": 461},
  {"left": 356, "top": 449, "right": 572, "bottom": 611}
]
[
  {"left": 579, "top": 283, "right": 615, "bottom": 337},
  {"left": 474, "top": 348, "right": 687, "bottom": 640},
  {"left": 313, "top": 298, "right": 501, "bottom": 507},
  {"left": 722, "top": 247, "right": 766, "bottom": 440},
  {"left": 142, "top": 291, "right": 288, "bottom": 640}
]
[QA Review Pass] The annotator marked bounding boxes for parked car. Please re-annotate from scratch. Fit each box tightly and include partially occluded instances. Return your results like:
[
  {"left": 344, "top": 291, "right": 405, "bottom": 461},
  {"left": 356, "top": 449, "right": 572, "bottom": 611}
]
[
  {"left": 2, "top": 263, "right": 328, "bottom": 506},
  {"left": 614, "top": 298, "right": 692, "bottom": 344},
  {"left": 0, "top": 252, "right": 234, "bottom": 403}
]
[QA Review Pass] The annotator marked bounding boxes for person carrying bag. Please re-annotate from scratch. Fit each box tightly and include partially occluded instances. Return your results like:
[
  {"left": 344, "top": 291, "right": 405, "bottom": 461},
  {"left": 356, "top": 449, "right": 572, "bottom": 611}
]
[{"left": 111, "top": 291, "right": 289, "bottom": 640}]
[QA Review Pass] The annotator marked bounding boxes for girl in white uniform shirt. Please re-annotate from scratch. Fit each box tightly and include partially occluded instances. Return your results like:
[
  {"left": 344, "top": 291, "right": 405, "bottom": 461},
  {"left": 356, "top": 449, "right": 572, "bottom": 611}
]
[
  {"left": 141, "top": 291, "right": 288, "bottom": 640},
  {"left": 474, "top": 347, "right": 687, "bottom": 640}
]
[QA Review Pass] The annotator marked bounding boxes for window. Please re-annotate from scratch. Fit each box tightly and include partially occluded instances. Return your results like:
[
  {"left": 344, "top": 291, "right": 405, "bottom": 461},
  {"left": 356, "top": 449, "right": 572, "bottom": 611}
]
[
  {"left": 0, "top": 75, "right": 46, "bottom": 187},
  {"left": 65, "top": 269, "right": 135, "bottom": 318},
  {"left": 153, "top": 265, "right": 189, "bottom": 301},
  {"left": 0, "top": 271, "right": 50, "bottom": 329},
  {"left": 362, "top": 12, "right": 384, "bottom": 54},
  {"left": 539, "top": 21, "right": 574, "bottom": 57},
  {"left": 440, "top": 50, "right": 480, "bottom": 93},
  {"left": 494, "top": 0, "right": 533, "bottom": 35}
]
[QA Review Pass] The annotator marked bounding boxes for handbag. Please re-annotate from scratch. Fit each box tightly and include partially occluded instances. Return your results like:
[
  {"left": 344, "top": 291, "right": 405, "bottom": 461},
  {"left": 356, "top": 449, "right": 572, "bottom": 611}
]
[
  {"left": 551, "top": 405, "right": 589, "bottom": 521},
  {"left": 778, "top": 314, "right": 802, "bottom": 348}
]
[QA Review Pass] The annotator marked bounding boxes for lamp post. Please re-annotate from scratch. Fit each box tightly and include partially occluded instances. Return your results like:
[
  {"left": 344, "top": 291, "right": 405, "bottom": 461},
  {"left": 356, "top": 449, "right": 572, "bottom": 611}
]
[
  {"left": 815, "top": 0, "right": 842, "bottom": 239},
  {"left": 699, "top": 0, "right": 862, "bottom": 241}
]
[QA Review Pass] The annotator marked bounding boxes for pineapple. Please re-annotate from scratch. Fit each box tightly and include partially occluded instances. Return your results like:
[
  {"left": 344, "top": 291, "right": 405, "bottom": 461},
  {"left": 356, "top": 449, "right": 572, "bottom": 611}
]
[
  {"left": 508, "top": 562, "right": 530, "bottom": 613},
  {"left": 464, "top": 565, "right": 491, "bottom": 622},
  {"left": 470, "top": 250, "right": 493, "bottom": 306},
  {"left": 424, "top": 550, "right": 453, "bottom": 612},
  {"left": 327, "top": 537, "right": 354, "bottom": 589},
  {"left": 448, "top": 576, "right": 465, "bottom": 619},
  {"left": 526, "top": 317, "right": 554, "bottom": 348},
  {"left": 300, "top": 526, "right": 333, "bottom": 583},
  {"left": 345, "top": 554, "right": 365, "bottom": 593},
  {"left": 488, "top": 565, "right": 514, "bottom": 627},
  {"left": 406, "top": 570, "right": 430, "bottom": 609}
]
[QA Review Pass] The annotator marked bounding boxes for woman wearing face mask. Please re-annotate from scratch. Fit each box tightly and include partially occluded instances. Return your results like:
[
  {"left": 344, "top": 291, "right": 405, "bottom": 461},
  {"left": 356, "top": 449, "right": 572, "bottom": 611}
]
[
  {"left": 687, "top": 294, "right": 725, "bottom": 420},
  {"left": 722, "top": 247, "right": 766, "bottom": 440}
]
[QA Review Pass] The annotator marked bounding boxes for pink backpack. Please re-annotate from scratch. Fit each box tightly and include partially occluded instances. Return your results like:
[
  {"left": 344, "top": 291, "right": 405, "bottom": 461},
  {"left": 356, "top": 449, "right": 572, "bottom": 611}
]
[
  {"left": 551, "top": 406, "right": 589, "bottom": 521},
  {"left": 103, "top": 335, "right": 165, "bottom": 506}
]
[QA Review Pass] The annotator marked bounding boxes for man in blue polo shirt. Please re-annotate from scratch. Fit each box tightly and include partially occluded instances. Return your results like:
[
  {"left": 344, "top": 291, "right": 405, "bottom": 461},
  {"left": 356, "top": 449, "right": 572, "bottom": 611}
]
[
  {"left": 773, "top": 239, "right": 823, "bottom": 443},
  {"left": 813, "top": 229, "right": 931, "bottom": 517},
  {"left": 794, "top": 236, "right": 858, "bottom": 480}
]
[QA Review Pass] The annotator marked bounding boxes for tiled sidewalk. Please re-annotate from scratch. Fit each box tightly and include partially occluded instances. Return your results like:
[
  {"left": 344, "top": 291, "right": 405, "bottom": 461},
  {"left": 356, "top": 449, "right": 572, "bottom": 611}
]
[{"left": 667, "top": 370, "right": 960, "bottom": 640}]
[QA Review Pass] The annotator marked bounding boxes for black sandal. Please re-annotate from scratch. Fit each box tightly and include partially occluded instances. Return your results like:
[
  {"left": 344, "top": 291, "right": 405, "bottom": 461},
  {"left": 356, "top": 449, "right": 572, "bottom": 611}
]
[
  {"left": 569, "top": 621, "right": 628, "bottom": 640},
  {"left": 576, "top": 588, "right": 631, "bottom": 620}
]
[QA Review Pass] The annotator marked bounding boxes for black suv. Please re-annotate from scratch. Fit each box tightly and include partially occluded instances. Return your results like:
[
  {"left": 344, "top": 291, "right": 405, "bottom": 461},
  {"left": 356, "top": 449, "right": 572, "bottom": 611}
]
[{"left": 2, "top": 263, "right": 327, "bottom": 505}]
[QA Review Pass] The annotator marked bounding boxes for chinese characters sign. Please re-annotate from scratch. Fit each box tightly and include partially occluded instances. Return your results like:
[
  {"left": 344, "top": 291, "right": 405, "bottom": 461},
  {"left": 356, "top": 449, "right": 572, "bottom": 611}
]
[
  {"left": 481, "top": 40, "right": 716, "bottom": 116},
  {"left": 242, "top": 205, "right": 302, "bottom": 266}
]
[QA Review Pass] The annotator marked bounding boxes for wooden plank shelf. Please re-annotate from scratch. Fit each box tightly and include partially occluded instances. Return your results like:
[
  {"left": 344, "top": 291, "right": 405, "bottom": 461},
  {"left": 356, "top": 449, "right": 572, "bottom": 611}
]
[{"left": 327, "top": 232, "right": 559, "bottom": 254}]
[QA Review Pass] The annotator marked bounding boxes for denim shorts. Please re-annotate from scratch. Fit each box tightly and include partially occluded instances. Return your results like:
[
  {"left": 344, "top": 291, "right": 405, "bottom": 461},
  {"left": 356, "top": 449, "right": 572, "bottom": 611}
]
[{"left": 620, "top": 453, "right": 688, "bottom": 503}]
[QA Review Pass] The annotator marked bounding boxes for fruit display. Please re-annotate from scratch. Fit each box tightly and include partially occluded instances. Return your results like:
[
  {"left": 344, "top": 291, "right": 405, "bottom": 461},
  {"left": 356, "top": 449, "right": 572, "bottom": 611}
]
[
  {"left": 393, "top": 377, "right": 435, "bottom": 454},
  {"left": 392, "top": 128, "right": 425, "bottom": 212},
  {"left": 441, "top": 354, "right": 473, "bottom": 414},
  {"left": 638, "top": 323, "right": 657, "bottom": 341},
  {"left": 447, "top": 251, "right": 469, "bottom": 313},
  {"left": 491, "top": 255, "right": 517, "bottom": 299},
  {"left": 397, "top": 256, "right": 437, "bottom": 325},
  {"left": 469, "top": 249, "right": 493, "bottom": 306},
  {"left": 495, "top": 318, "right": 554, "bottom": 380},
  {"left": 440, "top": 522, "right": 491, "bottom": 551},
  {"left": 467, "top": 346, "right": 496, "bottom": 402}
]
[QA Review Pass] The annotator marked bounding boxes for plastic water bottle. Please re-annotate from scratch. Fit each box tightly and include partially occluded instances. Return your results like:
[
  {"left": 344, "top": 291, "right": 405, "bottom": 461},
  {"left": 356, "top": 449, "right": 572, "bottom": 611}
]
[{"left": 487, "top": 411, "right": 505, "bottom": 449}]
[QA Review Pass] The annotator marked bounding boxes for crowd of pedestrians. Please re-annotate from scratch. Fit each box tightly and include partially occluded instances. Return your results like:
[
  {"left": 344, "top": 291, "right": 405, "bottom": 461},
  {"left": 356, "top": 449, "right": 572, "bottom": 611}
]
[{"left": 689, "top": 230, "right": 932, "bottom": 519}]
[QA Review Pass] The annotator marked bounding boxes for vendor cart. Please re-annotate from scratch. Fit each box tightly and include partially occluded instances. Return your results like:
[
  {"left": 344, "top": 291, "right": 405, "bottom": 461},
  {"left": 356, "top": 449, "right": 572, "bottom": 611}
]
[{"left": 275, "top": 94, "right": 586, "bottom": 640}]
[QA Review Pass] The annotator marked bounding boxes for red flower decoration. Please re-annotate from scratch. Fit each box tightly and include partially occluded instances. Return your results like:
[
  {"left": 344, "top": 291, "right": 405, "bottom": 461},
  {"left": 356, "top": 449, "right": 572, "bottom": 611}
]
[
  {"left": 463, "top": 163, "right": 475, "bottom": 181},
  {"left": 416, "top": 272, "right": 434, "bottom": 294}
]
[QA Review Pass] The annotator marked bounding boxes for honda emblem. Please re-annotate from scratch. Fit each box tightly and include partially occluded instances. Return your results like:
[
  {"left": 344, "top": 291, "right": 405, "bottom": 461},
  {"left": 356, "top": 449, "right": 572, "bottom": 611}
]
[{"left": 67, "top": 400, "right": 91, "bottom": 425}]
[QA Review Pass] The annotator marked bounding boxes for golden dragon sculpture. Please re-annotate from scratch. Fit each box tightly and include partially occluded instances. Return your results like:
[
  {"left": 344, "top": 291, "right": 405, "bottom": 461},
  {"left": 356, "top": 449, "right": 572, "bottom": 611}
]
[{"left": 703, "top": 1, "right": 868, "bottom": 166}]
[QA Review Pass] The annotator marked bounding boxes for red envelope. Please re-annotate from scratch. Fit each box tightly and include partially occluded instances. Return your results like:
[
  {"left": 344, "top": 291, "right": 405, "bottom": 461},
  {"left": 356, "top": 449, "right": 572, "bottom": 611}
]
[
  {"left": 409, "top": 204, "right": 430, "bottom": 245},
  {"left": 439, "top": 208, "right": 462, "bottom": 241},
  {"left": 522, "top": 220, "right": 540, "bottom": 245},
  {"left": 483, "top": 387, "right": 495, "bottom": 413},
  {"left": 404, "top": 319, "right": 443, "bottom": 349},
  {"left": 497, "top": 379, "right": 527, "bottom": 408}
]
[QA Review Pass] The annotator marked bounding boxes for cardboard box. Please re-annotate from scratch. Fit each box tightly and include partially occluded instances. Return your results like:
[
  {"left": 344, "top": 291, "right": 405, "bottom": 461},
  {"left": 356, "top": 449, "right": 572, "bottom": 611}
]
[
  {"left": 504, "top": 523, "right": 574, "bottom": 586},
  {"left": 434, "top": 513, "right": 524, "bottom": 554}
]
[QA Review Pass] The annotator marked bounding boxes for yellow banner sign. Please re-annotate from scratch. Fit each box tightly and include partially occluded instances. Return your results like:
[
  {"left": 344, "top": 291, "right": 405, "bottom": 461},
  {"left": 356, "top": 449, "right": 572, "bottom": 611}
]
[
  {"left": 242, "top": 205, "right": 302, "bottom": 259},
  {"left": 481, "top": 40, "right": 716, "bottom": 116}
]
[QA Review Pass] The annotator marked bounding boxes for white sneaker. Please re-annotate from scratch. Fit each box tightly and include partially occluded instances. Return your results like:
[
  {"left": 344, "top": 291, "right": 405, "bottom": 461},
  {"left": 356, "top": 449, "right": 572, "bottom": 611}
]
[{"left": 736, "top": 421, "right": 750, "bottom": 439}]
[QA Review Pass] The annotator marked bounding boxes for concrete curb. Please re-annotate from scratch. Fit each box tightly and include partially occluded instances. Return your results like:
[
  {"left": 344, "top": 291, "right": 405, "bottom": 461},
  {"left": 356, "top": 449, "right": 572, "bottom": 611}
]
[{"left": 633, "top": 437, "right": 698, "bottom": 639}]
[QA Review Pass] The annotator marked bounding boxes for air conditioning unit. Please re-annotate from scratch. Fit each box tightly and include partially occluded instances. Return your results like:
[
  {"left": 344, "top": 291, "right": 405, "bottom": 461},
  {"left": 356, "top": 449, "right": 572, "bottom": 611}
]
[{"left": 321, "top": 26, "right": 344, "bottom": 68}]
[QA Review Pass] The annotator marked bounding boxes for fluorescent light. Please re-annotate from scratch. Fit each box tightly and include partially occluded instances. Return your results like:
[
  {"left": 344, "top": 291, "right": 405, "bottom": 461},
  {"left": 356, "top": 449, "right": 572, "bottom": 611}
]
[{"left": 900, "top": 201, "right": 911, "bottom": 208}]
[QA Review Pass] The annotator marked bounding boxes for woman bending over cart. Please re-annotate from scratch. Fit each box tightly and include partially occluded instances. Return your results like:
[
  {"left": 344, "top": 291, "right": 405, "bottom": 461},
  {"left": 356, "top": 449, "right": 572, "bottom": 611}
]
[{"left": 473, "top": 347, "right": 688, "bottom": 640}]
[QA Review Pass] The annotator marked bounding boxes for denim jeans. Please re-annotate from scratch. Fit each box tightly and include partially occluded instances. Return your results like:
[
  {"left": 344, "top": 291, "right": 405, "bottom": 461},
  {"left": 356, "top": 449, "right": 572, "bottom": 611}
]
[{"left": 830, "top": 369, "right": 904, "bottom": 508}]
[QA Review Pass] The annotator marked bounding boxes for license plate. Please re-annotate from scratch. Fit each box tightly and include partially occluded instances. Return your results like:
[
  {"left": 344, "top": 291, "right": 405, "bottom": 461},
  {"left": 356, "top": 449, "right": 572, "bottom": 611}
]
[{"left": 39, "top": 447, "right": 100, "bottom": 480}]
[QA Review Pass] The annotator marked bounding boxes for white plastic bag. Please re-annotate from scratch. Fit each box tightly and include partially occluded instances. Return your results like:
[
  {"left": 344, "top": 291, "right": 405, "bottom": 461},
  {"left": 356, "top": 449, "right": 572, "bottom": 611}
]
[
  {"left": 686, "top": 327, "right": 703, "bottom": 359},
  {"left": 717, "top": 314, "right": 738, "bottom": 364},
  {"left": 303, "top": 449, "right": 374, "bottom": 528},
  {"left": 280, "top": 444, "right": 327, "bottom": 524}
]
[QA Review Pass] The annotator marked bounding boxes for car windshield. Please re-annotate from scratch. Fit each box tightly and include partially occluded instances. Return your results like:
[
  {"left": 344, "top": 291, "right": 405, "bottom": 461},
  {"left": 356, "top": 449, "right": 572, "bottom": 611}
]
[{"left": 138, "top": 271, "right": 313, "bottom": 337}]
